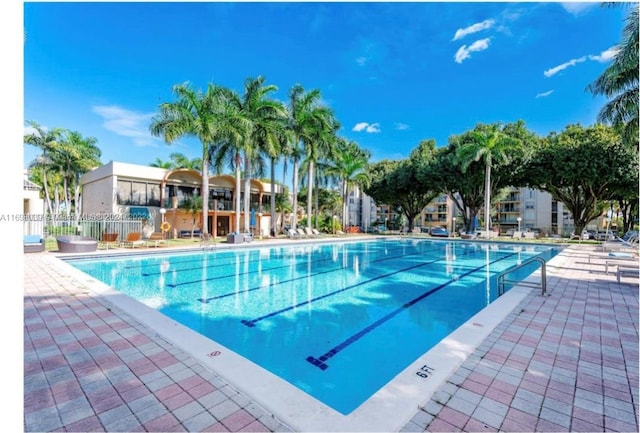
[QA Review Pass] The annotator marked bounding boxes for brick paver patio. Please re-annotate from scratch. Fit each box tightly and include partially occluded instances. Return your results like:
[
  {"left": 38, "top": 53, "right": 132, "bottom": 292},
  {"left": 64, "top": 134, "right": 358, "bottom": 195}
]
[{"left": 23, "top": 242, "right": 639, "bottom": 432}]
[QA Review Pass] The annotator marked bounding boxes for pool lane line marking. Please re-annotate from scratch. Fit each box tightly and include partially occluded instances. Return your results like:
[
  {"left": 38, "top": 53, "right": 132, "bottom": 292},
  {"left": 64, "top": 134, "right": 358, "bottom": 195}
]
[
  {"left": 305, "top": 251, "right": 519, "bottom": 370},
  {"left": 169, "top": 243, "right": 439, "bottom": 290},
  {"left": 240, "top": 247, "right": 482, "bottom": 327},
  {"left": 197, "top": 247, "right": 443, "bottom": 302}
]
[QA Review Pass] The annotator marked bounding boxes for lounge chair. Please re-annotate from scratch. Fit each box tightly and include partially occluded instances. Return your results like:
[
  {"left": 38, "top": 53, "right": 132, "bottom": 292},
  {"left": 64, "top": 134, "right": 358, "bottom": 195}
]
[
  {"left": 286, "top": 228, "right": 300, "bottom": 239},
  {"left": 56, "top": 235, "right": 98, "bottom": 253},
  {"left": 145, "top": 232, "right": 168, "bottom": 247},
  {"left": 99, "top": 233, "right": 119, "bottom": 250},
  {"left": 297, "top": 228, "right": 308, "bottom": 238},
  {"left": 601, "top": 230, "right": 639, "bottom": 252},
  {"left": 312, "top": 228, "right": 324, "bottom": 237},
  {"left": 120, "top": 232, "right": 145, "bottom": 248},
  {"left": 24, "top": 235, "right": 44, "bottom": 253},
  {"left": 305, "top": 227, "right": 316, "bottom": 237}
]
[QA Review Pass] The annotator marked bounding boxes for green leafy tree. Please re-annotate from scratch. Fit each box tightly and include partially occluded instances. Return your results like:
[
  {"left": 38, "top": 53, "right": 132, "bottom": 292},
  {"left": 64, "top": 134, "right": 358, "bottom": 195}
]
[
  {"left": 523, "top": 124, "right": 634, "bottom": 235},
  {"left": 365, "top": 140, "right": 440, "bottom": 231},
  {"left": 431, "top": 141, "right": 485, "bottom": 232}
]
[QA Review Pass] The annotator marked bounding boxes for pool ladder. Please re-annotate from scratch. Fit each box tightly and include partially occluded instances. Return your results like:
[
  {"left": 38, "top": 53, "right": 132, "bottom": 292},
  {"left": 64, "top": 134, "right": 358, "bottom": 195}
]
[
  {"left": 200, "top": 234, "right": 216, "bottom": 251},
  {"left": 497, "top": 256, "right": 547, "bottom": 297}
]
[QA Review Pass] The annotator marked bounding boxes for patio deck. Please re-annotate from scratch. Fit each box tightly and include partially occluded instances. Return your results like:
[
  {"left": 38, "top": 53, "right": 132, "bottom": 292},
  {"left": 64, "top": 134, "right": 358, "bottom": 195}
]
[{"left": 23, "top": 241, "right": 638, "bottom": 432}]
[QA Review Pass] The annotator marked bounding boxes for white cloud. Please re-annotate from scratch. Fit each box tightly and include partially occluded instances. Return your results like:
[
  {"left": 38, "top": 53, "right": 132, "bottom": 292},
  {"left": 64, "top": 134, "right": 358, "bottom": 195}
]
[
  {"left": 352, "top": 122, "right": 369, "bottom": 132},
  {"left": 544, "top": 56, "right": 587, "bottom": 77},
  {"left": 545, "top": 47, "right": 617, "bottom": 77},
  {"left": 92, "top": 105, "right": 157, "bottom": 147},
  {"left": 352, "top": 122, "right": 381, "bottom": 133},
  {"left": 589, "top": 46, "right": 619, "bottom": 63},
  {"left": 535, "top": 90, "right": 554, "bottom": 98},
  {"left": 561, "top": 2, "right": 597, "bottom": 16},
  {"left": 454, "top": 38, "right": 491, "bottom": 63},
  {"left": 452, "top": 19, "right": 495, "bottom": 41},
  {"left": 394, "top": 123, "right": 409, "bottom": 131}
]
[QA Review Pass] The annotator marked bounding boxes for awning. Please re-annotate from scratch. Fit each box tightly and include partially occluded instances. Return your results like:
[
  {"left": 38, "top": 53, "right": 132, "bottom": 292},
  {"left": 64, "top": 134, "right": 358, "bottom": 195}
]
[{"left": 129, "top": 207, "right": 151, "bottom": 220}]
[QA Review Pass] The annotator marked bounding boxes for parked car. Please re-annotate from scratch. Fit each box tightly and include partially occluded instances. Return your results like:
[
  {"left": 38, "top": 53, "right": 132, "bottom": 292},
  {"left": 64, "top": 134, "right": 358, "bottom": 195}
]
[
  {"left": 582, "top": 229, "right": 596, "bottom": 240},
  {"left": 420, "top": 227, "right": 430, "bottom": 234},
  {"left": 595, "top": 230, "right": 617, "bottom": 241},
  {"left": 430, "top": 227, "right": 450, "bottom": 237}
]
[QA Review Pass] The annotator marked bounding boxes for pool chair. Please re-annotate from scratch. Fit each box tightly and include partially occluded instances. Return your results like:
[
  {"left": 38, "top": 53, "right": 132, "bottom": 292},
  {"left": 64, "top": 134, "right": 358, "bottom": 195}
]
[
  {"left": 99, "top": 232, "right": 119, "bottom": 250},
  {"left": 297, "top": 228, "right": 308, "bottom": 238},
  {"left": 286, "top": 228, "right": 300, "bottom": 239},
  {"left": 24, "top": 235, "right": 44, "bottom": 253},
  {"left": 312, "top": 228, "right": 324, "bottom": 237},
  {"left": 56, "top": 235, "right": 98, "bottom": 253},
  {"left": 120, "top": 232, "right": 145, "bottom": 248},
  {"left": 305, "top": 227, "right": 316, "bottom": 237},
  {"left": 601, "top": 230, "right": 639, "bottom": 252},
  {"left": 145, "top": 232, "right": 168, "bottom": 248}
]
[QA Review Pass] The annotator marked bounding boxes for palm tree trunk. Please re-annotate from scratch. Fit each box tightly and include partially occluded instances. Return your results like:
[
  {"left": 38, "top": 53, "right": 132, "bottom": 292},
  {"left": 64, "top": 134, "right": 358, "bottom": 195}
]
[
  {"left": 234, "top": 152, "right": 242, "bottom": 233},
  {"left": 292, "top": 156, "right": 299, "bottom": 230},
  {"left": 63, "top": 177, "right": 70, "bottom": 217},
  {"left": 343, "top": 180, "right": 349, "bottom": 229},
  {"left": 484, "top": 161, "right": 491, "bottom": 235},
  {"left": 270, "top": 157, "right": 276, "bottom": 237},
  {"left": 201, "top": 159, "right": 209, "bottom": 235},
  {"left": 314, "top": 171, "right": 319, "bottom": 229},
  {"left": 307, "top": 160, "right": 314, "bottom": 230},
  {"left": 243, "top": 152, "right": 251, "bottom": 233},
  {"left": 41, "top": 159, "right": 53, "bottom": 216}
]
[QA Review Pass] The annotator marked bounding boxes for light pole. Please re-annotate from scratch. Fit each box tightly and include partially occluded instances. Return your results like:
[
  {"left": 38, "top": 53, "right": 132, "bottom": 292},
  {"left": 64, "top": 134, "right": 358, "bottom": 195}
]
[
  {"left": 452, "top": 217, "right": 456, "bottom": 237},
  {"left": 385, "top": 217, "right": 388, "bottom": 232},
  {"left": 517, "top": 216, "right": 522, "bottom": 233},
  {"left": 159, "top": 208, "right": 167, "bottom": 239}
]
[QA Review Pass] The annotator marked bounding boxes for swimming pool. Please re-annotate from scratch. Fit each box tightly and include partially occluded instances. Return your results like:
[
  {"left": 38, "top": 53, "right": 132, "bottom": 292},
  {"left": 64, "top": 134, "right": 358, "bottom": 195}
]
[{"left": 66, "top": 238, "right": 559, "bottom": 416}]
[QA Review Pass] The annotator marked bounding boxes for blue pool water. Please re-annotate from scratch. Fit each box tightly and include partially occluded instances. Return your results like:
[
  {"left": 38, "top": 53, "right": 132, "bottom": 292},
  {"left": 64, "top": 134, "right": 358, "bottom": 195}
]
[{"left": 67, "top": 238, "right": 560, "bottom": 414}]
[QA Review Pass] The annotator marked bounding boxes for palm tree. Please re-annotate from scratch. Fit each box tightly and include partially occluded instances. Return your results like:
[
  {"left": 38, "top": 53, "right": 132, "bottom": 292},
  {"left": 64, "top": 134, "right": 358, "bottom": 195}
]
[
  {"left": 587, "top": 4, "right": 639, "bottom": 143},
  {"left": 53, "top": 130, "right": 101, "bottom": 218},
  {"left": 263, "top": 117, "right": 292, "bottom": 237},
  {"left": 149, "top": 158, "right": 173, "bottom": 169},
  {"left": 235, "top": 76, "right": 288, "bottom": 233},
  {"left": 287, "top": 84, "right": 338, "bottom": 232},
  {"left": 456, "top": 123, "right": 519, "bottom": 235},
  {"left": 170, "top": 152, "right": 202, "bottom": 170},
  {"left": 24, "top": 120, "right": 64, "bottom": 215},
  {"left": 325, "top": 138, "right": 371, "bottom": 229},
  {"left": 150, "top": 82, "right": 248, "bottom": 235}
]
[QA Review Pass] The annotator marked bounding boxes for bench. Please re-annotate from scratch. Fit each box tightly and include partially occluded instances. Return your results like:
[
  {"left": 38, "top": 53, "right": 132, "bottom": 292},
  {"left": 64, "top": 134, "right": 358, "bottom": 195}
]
[
  {"left": 180, "top": 230, "right": 202, "bottom": 238},
  {"left": 616, "top": 264, "right": 640, "bottom": 283},
  {"left": 602, "top": 255, "right": 638, "bottom": 274}
]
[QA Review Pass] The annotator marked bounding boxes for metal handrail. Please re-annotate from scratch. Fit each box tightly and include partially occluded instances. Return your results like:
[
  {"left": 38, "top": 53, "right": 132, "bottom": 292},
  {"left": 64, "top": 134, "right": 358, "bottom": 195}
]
[{"left": 497, "top": 256, "right": 547, "bottom": 297}]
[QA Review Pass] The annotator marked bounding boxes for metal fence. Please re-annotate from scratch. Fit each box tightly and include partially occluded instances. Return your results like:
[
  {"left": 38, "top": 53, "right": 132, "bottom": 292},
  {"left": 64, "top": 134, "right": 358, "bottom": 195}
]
[{"left": 24, "top": 214, "right": 144, "bottom": 242}]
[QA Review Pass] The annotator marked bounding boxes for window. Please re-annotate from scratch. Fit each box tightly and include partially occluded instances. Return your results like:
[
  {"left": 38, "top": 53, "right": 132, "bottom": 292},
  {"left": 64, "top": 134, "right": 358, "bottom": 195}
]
[{"left": 117, "top": 180, "right": 162, "bottom": 206}]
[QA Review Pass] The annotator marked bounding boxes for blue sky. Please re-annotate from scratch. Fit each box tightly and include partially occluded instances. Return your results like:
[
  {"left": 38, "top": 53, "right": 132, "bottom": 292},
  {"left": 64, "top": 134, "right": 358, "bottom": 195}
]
[{"left": 23, "top": 2, "right": 628, "bottom": 177}]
